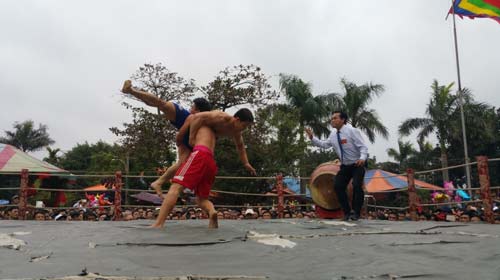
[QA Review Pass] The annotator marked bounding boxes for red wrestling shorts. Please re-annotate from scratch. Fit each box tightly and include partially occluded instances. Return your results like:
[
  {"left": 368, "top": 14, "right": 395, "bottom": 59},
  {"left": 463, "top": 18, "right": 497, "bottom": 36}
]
[{"left": 172, "top": 145, "right": 217, "bottom": 198}]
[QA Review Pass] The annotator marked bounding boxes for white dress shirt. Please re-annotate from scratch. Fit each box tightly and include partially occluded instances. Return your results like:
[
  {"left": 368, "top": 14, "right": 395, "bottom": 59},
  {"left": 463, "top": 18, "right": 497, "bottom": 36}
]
[{"left": 311, "top": 124, "right": 368, "bottom": 165}]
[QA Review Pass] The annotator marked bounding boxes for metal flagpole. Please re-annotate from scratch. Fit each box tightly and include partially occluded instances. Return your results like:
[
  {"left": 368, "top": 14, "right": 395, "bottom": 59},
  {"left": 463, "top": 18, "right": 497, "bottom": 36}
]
[{"left": 451, "top": 0, "right": 473, "bottom": 194}]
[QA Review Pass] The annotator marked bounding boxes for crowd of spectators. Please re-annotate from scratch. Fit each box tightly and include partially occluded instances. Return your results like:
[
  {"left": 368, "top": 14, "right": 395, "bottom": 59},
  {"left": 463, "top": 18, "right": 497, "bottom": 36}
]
[
  {"left": 0, "top": 203, "right": 318, "bottom": 221},
  {"left": 367, "top": 203, "right": 500, "bottom": 223},
  {"left": 1, "top": 194, "right": 498, "bottom": 223}
]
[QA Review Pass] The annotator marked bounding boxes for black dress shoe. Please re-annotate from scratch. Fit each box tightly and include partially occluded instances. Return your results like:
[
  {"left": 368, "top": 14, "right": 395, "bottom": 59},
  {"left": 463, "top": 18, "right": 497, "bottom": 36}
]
[
  {"left": 342, "top": 214, "right": 351, "bottom": 221},
  {"left": 350, "top": 213, "right": 360, "bottom": 221}
]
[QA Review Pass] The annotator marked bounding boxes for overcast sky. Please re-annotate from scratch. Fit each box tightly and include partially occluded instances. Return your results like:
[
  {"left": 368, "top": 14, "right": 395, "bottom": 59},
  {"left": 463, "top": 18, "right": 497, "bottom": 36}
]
[{"left": 1, "top": 0, "right": 499, "bottom": 165}]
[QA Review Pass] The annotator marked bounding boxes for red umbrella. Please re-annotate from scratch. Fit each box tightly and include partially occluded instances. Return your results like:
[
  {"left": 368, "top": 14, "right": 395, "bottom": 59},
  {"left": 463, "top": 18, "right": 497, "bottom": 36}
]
[{"left": 131, "top": 191, "right": 163, "bottom": 205}]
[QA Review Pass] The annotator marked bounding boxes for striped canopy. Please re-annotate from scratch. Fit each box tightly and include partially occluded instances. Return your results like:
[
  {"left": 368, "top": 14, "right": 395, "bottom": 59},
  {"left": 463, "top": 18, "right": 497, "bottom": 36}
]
[
  {"left": 364, "top": 169, "right": 443, "bottom": 193},
  {"left": 0, "top": 143, "right": 67, "bottom": 173}
]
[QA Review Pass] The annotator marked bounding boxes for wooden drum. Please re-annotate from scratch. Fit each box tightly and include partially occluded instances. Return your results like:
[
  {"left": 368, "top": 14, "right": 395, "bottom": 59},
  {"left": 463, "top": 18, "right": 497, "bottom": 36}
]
[{"left": 308, "top": 161, "right": 352, "bottom": 210}]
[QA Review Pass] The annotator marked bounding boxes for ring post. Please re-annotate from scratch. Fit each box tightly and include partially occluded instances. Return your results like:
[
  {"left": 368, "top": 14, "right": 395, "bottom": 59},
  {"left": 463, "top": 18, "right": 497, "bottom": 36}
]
[
  {"left": 406, "top": 168, "right": 418, "bottom": 221},
  {"left": 477, "top": 156, "right": 494, "bottom": 224},
  {"left": 113, "top": 171, "right": 123, "bottom": 221},
  {"left": 276, "top": 173, "right": 284, "bottom": 219},
  {"left": 18, "top": 169, "right": 29, "bottom": 220}
]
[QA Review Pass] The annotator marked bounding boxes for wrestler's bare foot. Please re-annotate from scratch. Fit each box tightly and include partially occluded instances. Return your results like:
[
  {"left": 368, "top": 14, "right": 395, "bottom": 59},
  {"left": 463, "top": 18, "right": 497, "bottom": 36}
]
[
  {"left": 148, "top": 223, "right": 164, "bottom": 229},
  {"left": 150, "top": 181, "right": 164, "bottom": 199},
  {"left": 121, "top": 80, "right": 133, "bottom": 94},
  {"left": 208, "top": 211, "right": 218, "bottom": 229}
]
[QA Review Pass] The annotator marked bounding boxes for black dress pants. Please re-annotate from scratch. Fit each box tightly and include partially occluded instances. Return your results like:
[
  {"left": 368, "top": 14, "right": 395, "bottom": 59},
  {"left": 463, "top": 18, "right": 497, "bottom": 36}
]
[{"left": 334, "top": 164, "right": 366, "bottom": 215}]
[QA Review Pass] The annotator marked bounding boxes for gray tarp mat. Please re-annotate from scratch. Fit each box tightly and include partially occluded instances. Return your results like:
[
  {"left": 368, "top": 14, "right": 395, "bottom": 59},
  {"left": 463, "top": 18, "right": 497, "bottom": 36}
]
[{"left": 0, "top": 219, "right": 499, "bottom": 279}]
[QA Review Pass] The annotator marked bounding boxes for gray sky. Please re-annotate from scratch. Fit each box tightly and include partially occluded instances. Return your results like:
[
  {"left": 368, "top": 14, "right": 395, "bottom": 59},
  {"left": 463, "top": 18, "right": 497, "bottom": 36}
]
[{"left": 1, "top": 0, "right": 499, "bottom": 165}]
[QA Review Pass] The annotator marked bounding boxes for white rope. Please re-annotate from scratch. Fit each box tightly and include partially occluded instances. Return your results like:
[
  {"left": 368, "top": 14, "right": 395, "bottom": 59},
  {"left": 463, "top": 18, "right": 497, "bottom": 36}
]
[
  {"left": 414, "top": 161, "right": 477, "bottom": 175},
  {"left": 417, "top": 200, "right": 482, "bottom": 207},
  {"left": 365, "top": 204, "right": 408, "bottom": 210}
]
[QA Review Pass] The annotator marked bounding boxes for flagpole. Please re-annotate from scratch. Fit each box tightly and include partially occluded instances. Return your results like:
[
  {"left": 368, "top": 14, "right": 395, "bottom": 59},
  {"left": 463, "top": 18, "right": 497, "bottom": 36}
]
[{"left": 451, "top": 0, "right": 473, "bottom": 194}]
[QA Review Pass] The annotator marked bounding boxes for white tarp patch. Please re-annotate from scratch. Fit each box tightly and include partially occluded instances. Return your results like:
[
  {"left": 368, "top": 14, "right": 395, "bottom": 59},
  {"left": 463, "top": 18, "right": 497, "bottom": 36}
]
[
  {"left": 0, "top": 233, "right": 27, "bottom": 250},
  {"left": 12, "top": 231, "right": 32, "bottom": 236},
  {"left": 247, "top": 231, "right": 296, "bottom": 248},
  {"left": 319, "top": 220, "right": 356, "bottom": 227}
]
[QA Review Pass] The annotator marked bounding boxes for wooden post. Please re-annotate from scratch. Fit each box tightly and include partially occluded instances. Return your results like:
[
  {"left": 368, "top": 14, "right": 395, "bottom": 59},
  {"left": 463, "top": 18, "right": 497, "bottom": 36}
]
[
  {"left": 406, "top": 168, "right": 418, "bottom": 221},
  {"left": 276, "top": 173, "right": 284, "bottom": 219},
  {"left": 113, "top": 171, "right": 123, "bottom": 221},
  {"left": 477, "top": 156, "right": 494, "bottom": 224},
  {"left": 18, "top": 169, "right": 29, "bottom": 220}
]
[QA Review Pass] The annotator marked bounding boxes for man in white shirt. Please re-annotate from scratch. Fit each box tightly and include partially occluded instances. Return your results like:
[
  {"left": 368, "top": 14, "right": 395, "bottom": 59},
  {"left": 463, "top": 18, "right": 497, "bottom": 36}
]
[{"left": 305, "top": 111, "right": 368, "bottom": 221}]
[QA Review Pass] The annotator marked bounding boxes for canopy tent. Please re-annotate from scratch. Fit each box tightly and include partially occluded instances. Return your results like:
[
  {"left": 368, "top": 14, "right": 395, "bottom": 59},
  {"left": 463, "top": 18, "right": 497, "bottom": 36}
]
[
  {"left": 283, "top": 177, "right": 311, "bottom": 198},
  {"left": 0, "top": 143, "right": 67, "bottom": 173},
  {"left": 364, "top": 169, "right": 443, "bottom": 192},
  {"left": 84, "top": 184, "right": 108, "bottom": 191}
]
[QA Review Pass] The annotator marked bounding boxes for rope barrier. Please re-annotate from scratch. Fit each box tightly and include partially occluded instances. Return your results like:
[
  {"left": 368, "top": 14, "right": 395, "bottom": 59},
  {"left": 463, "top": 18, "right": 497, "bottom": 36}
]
[
  {"left": 0, "top": 186, "right": 310, "bottom": 197},
  {"left": 366, "top": 204, "right": 408, "bottom": 210},
  {"left": 27, "top": 205, "right": 115, "bottom": 210},
  {"left": 0, "top": 204, "right": 17, "bottom": 208},
  {"left": 0, "top": 187, "right": 21, "bottom": 191},
  {"left": 414, "top": 161, "right": 477, "bottom": 175},
  {"left": 2, "top": 157, "right": 499, "bottom": 221},
  {"left": 1, "top": 185, "right": 498, "bottom": 197},
  {"left": 417, "top": 200, "right": 482, "bottom": 207}
]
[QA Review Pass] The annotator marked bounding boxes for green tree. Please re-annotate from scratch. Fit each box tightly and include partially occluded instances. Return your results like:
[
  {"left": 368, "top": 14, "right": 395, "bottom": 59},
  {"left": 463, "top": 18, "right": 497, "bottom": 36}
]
[
  {"left": 386, "top": 140, "right": 416, "bottom": 172},
  {"left": 279, "top": 74, "right": 335, "bottom": 141},
  {"left": 43, "top": 147, "right": 61, "bottom": 166},
  {"left": 399, "top": 80, "right": 493, "bottom": 182},
  {"left": 59, "top": 141, "right": 122, "bottom": 173},
  {"left": 0, "top": 120, "right": 55, "bottom": 152},
  {"left": 202, "top": 65, "right": 278, "bottom": 111},
  {"left": 329, "top": 78, "right": 389, "bottom": 143},
  {"left": 128, "top": 63, "right": 196, "bottom": 113},
  {"left": 111, "top": 63, "right": 194, "bottom": 171},
  {"left": 254, "top": 104, "right": 307, "bottom": 175}
]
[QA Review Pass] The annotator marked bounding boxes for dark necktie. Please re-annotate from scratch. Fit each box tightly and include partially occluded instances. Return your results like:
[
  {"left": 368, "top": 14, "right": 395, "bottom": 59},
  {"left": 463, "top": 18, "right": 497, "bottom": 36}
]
[{"left": 336, "top": 131, "right": 344, "bottom": 162}]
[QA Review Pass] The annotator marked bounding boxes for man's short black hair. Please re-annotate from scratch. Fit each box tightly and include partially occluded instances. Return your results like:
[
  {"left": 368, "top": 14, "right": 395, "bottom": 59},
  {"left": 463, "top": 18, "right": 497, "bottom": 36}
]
[
  {"left": 34, "top": 210, "right": 45, "bottom": 216},
  {"left": 234, "top": 108, "right": 254, "bottom": 123},
  {"left": 193, "top": 98, "right": 212, "bottom": 112},
  {"left": 333, "top": 111, "right": 348, "bottom": 124},
  {"left": 69, "top": 211, "right": 80, "bottom": 219}
]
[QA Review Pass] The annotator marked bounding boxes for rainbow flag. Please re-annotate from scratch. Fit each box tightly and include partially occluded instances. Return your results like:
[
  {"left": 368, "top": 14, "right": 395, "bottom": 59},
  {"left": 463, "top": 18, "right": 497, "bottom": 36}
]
[{"left": 450, "top": 0, "right": 500, "bottom": 23}]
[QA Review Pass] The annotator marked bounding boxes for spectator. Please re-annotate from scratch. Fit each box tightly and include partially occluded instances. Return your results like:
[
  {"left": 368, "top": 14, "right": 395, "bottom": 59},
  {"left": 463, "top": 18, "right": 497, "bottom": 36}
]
[
  {"left": 459, "top": 213, "right": 470, "bottom": 223},
  {"left": 98, "top": 214, "right": 108, "bottom": 221},
  {"left": 132, "top": 210, "right": 141, "bottom": 220},
  {"left": 11, "top": 195, "right": 19, "bottom": 205},
  {"left": 223, "top": 210, "right": 232, "bottom": 220},
  {"left": 470, "top": 215, "right": 482, "bottom": 223},
  {"left": 388, "top": 212, "right": 398, "bottom": 221},
  {"left": 145, "top": 210, "right": 154, "bottom": 220},
  {"left": 84, "top": 211, "right": 97, "bottom": 221},
  {"left": 70, "top": 211, "right": 83, "bottom": 221},
  {"left": 54, "top": 211, "right": 67, "bottom": 221},
  {"left": 8, "top": 207, "right": 19, "bottom": 220},
  {"left": 261, "top": 211, "right": 272, "bottom": 219},
  {"left": 244, "top": 208, "right": 256, "bottom": 219},
  {"left": 34, "top": 211, "right": 45, "bottom": 221}
]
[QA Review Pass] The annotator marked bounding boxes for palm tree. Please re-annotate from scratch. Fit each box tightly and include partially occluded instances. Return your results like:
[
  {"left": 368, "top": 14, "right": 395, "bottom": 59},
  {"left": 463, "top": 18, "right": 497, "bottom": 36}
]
[
  {"left": 329, "top": 78, "right": 389, "bottom": 143},
  {"left": 279, "top": 74, "right": 336, "bottom": 142},
  {"left": 44, "top": 147, "right": 61, "bottom": 165},
  {"left": 0, "top": 120, "right": 54, "bottom": 152},
  {"left": 398, "top": 80, "right": 491, "bottom": 182},
  {"left": 386, "top": 140, "right": 416, "bottom": 172}
]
